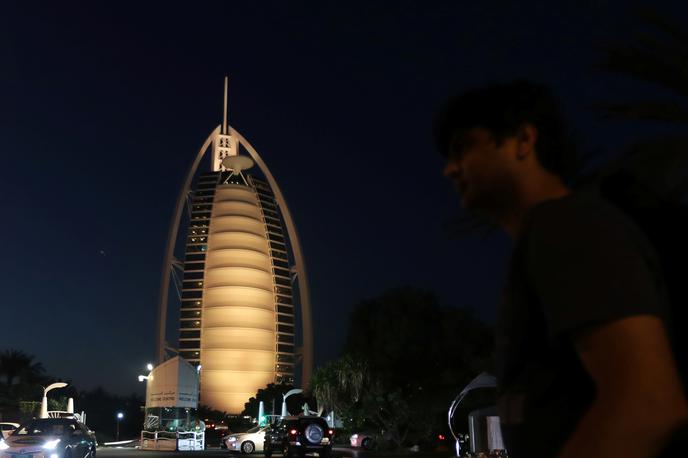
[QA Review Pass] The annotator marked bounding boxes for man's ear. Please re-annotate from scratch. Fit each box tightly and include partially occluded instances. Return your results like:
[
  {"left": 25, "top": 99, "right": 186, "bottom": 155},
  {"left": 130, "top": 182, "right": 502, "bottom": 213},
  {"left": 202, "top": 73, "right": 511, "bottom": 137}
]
[{"left": 516, "top": 124, "right": 537, "bottom": 160}]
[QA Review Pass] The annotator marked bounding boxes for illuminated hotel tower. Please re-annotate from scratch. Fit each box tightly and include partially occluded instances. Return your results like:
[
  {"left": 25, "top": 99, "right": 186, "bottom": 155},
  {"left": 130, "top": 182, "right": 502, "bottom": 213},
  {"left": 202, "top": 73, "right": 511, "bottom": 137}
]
[{"left": 155, "top": 78, "right": 313, "bottom": 414}]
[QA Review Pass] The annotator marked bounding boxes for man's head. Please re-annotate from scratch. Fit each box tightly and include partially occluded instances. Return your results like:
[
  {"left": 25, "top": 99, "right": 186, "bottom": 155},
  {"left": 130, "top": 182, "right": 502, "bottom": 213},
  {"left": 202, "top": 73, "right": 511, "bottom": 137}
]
[{"left": 434, "top": 81, "right": 571, "bottom": 221}]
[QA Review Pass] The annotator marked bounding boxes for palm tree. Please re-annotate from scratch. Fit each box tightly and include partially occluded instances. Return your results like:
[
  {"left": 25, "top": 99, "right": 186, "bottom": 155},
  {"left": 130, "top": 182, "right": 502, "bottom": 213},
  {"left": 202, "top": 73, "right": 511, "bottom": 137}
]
[
  {"left": 310, "top": 363, "right": 338, "bottom": 414},
  {"left": 587, "top": 8, "right": 688, "bottom": 207},
  {"left": 0, "top": 349, "right": 46, "bottom": 386},
  {"left": 334, "top": 355, "right": 368, "bottom": 403},
  {"left": 594, "top": 8, "right": 688, "bottom": 177},
  {"left": 594, "top": 8, "right": 688, "bottom": 126},
  {"left": 310, "top": 356, "right": 369, "bottom": 415}
]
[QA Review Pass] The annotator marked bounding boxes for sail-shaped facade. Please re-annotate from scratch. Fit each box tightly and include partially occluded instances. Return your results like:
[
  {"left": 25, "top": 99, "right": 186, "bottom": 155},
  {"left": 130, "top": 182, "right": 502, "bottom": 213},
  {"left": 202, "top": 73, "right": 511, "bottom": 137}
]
[
  {"left": 157, "top": 80, "right": 311, "bottom": 414},
  {"left": 178, "top": 172, "right": 296, "bottom": 411}
]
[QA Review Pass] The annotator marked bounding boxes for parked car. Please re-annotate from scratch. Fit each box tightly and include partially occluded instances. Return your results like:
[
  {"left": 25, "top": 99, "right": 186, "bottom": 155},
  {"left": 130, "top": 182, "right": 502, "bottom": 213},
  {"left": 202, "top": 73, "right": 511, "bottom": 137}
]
[
  {"left": 350, "top": 432, "right": 375, "bottom": 449},
  {"left": 0, "top": 424, "right": 18, "bottom": 440},
  {"left": 223, "top": 425, "right": 268, "bottom": 454},
  {"left": 264, "top": 416, "right": 333, "bottom": 458},
  {"left": 0, "top": 417, "right": 97, "bottom": 458}
]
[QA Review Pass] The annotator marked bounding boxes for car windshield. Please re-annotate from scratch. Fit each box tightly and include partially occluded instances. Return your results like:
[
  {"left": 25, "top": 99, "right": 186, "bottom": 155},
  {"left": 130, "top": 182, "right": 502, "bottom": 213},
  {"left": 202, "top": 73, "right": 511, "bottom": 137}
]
[
  {"left": 299, "top": 418, "right": 325, "bottom": 426},
  {"left": 246, "top": 426, "right": 262, "bottom": 433},
  {"left": 13, "top": 419, "right": 77, "bottom": 437}
]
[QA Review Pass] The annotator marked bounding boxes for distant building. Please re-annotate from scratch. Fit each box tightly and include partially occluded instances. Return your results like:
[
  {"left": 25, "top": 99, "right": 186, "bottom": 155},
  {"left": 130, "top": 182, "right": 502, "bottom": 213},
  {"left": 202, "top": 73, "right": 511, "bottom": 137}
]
[{"left": 157, "top": 79, "right": 312, "bottom": 414}]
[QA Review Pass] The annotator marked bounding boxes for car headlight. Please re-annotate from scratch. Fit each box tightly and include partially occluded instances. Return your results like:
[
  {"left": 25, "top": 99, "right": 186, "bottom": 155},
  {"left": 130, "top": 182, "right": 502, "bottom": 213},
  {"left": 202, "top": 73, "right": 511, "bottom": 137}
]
[
  {"left": 43, "top": 439, "right": 61, "bottom": 450},
  {"left": 0, "top": 439, "right": 9, "bottom": 450},
  {"left": 226, "top": 436, "right": 237, "bottom": 442}
]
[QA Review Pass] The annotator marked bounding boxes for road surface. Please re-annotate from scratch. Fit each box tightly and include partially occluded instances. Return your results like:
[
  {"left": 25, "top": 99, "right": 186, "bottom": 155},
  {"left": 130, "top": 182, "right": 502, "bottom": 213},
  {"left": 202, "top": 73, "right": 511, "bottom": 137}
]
[{"left": 98, "top": 447, "right": 367, "bottom": 458}]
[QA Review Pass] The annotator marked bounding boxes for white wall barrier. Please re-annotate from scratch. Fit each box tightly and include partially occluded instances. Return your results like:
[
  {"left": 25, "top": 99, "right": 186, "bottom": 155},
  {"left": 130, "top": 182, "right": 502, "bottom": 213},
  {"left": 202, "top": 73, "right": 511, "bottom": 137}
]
[{"left": 140, "top": 430, "right": 204, "bottom": 451}]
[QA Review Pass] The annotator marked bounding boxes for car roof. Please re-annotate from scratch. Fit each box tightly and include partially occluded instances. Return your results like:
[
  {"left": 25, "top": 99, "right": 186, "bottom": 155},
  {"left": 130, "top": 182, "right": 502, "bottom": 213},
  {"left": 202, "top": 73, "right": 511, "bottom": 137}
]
[
  {"left": 25, "top": 418, "right": 79, "bottom": 425},
  {"left": 279, "top": 416, "right": 328, "bottom": 424},
  {"left": 281, "top": 416, "right": 323, "bottom": 420},
  {"left": 240, "top": 426, "right": 266, "bottom": 431}
]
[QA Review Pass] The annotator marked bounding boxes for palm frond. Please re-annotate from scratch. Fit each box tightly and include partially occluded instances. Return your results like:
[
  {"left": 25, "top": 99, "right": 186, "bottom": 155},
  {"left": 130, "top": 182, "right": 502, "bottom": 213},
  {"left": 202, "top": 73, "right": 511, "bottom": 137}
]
[
  {"left": 633, "top": 7, "right": 688, "bottom": 44},
  {"left": 592, "top": 100, "right": 688, "bottom": 124},
  {"left": 595, "top": 9, "right": 688, "bottom": 98},
  {"left": 595, "top": 45, "right": 688, "bottom": 99}
]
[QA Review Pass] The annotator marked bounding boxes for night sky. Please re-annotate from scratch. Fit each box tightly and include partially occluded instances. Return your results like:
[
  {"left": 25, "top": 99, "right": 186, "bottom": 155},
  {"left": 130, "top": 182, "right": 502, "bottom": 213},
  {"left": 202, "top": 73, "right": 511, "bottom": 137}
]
[{"left": 2, "top": 1, "right": 686, "bottom": 395}]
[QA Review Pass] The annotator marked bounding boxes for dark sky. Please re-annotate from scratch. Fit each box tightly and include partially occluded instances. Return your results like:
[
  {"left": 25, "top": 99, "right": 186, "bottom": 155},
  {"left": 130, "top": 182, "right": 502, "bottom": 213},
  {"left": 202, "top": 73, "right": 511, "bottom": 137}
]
[{"left": 1, "top": 1, "right": 685, "bottom": 395}]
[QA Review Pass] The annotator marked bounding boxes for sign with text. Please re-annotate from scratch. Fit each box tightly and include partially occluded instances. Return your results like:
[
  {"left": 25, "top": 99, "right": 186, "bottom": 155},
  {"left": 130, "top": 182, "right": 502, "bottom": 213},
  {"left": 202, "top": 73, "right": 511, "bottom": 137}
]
[{"left": 145, "top": 356, "right": 199, "bottom": 408}]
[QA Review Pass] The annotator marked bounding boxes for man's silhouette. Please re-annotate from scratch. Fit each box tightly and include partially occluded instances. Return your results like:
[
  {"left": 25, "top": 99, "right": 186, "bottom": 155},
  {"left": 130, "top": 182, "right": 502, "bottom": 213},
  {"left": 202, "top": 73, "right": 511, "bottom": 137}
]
[{"left": 436, "top": 81, "right": 687, "bottom": 458}]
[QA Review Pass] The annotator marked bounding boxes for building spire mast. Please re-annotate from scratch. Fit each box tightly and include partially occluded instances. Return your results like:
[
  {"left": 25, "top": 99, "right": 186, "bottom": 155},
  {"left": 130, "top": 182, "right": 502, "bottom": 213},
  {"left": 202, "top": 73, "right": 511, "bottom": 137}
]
[{"left": 222, "top": 75, "right": 229, "bottom": 135}]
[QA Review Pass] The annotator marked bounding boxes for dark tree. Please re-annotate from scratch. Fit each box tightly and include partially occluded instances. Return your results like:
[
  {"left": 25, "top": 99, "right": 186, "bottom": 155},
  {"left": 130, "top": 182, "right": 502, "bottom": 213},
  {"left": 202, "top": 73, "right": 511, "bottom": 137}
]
[
  {"left": 76, "top": 387, "right": 144, "bottom": 442},
  {"left": 337, "top": 287, "right": 494, "bottom": 448},
  {"left": 0, "top": 349, "right": 46, "bottom": 386},
  {"left": 346, "top": 287, "right": 493, "bottom": 391}
]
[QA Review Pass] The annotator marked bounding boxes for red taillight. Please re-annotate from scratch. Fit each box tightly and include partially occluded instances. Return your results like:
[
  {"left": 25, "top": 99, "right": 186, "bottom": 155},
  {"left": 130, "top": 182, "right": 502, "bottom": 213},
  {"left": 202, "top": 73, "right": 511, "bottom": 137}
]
[
  {"left": 328, "top": 429, "right": 334, "bottom": 436},
  {"left": 290, "top": 429, "right": 298, "bottom": 435},
  {"left": 438, "top": 434, "right": 445, "bottom": 441}
]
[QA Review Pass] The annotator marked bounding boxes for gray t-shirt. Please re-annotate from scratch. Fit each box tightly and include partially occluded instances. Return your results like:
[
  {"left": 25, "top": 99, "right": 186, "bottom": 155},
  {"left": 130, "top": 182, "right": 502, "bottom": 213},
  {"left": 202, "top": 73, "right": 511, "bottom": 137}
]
[{"left": 495, "top": 193, "right": 669, "bottom": 458}]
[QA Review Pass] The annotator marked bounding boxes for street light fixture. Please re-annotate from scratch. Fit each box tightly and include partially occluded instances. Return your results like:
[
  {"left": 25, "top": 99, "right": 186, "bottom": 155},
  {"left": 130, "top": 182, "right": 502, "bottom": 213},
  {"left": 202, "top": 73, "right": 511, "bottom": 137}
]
[
  {"left": 281, "top": 389, "right": 303, "bottom": 418},
  {"left": 139, "top": 362, "right": 154, "bottom": 383},
  {"left": 40, "top": 382, "right": 68, "bottom": 419},
  {"left": 116, "top": 412, "right": 124, "bottom": 441}
]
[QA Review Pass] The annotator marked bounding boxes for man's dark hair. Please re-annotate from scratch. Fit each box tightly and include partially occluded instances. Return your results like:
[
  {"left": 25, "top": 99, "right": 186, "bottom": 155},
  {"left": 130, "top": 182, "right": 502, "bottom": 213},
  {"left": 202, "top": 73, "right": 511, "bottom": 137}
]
[{"left": 434, "top": 80, "right": 575, "bottom": 180}]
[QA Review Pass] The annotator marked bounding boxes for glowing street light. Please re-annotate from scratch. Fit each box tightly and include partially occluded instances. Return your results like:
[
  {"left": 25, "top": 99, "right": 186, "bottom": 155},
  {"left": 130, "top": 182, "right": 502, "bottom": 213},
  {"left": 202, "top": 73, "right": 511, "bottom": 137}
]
[
  {"left": 139, "top": 363, "right": 153, "bottom": 383},
  {"left": 116, "top": 412, "right": 124, "bottom": 441}
]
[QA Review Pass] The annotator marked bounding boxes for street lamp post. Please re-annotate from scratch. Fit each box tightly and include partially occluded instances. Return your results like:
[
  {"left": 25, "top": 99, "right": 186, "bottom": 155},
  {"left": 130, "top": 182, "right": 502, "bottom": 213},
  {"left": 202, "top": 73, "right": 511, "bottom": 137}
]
[
  {"left": 116, "top": 412, "right": 124, "bottom": 441},
  {"left": 281, "top": 389, "right": 303, "bottom": 418},
  {"left": 139, "top": 362, "right": 154, "bottom": 383},
  {"left": 40, "top": 382, "right": 68, "bottom": 419}
]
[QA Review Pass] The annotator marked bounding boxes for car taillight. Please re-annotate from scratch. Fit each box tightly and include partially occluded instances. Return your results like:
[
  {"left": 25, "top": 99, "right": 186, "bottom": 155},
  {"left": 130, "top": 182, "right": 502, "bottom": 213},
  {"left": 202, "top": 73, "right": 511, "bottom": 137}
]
[
  {"left": 438, "top": 434, "right": 445, "bottom": 441},
  {"left": 328, "top": 429, "right": 334, "bottom": 436},
  {"left": 290, "top": 429, "right": 298, "bottom": 435}
]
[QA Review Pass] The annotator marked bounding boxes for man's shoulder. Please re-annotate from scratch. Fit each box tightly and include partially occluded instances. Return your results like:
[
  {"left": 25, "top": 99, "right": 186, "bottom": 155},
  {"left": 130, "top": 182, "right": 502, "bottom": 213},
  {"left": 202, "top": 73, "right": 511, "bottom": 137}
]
[
  {"left": 525, "top": 192, "right": 641, "bottom": 242},
  {"left": 530, "top": 191, "right": 626, "bottom": 223}
]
